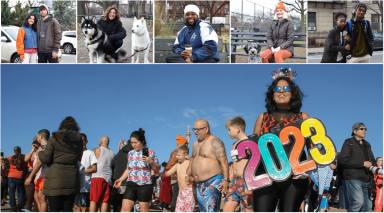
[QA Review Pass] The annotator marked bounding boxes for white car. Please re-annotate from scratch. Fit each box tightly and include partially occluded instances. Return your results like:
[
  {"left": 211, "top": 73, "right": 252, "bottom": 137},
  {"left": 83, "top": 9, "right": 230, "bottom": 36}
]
[
  {"left": 61, "top": 30, "right": 76, "bottom": 54},
  {"left": 1, "top": 26, "right": 21, "bottom": 63}
]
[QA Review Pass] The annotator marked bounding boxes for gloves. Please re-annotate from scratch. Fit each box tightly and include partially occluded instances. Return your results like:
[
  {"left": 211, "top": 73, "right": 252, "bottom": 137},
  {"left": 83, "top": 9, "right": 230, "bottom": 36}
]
[{"left": 272, "top": 47, "right": 281, "bottom": 53}]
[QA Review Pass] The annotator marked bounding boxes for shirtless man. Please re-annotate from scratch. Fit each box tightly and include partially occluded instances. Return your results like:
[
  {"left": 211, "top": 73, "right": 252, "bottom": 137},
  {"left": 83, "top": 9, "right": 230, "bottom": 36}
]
[
  {"left": 223, "top": 117, "right": 253, "bottom": 212},
  {"left": 187, "top": 119, "right": 229, "bottom": 212},
  {"left": 24, "top": 129, "right": 50, "bottom": 212}
]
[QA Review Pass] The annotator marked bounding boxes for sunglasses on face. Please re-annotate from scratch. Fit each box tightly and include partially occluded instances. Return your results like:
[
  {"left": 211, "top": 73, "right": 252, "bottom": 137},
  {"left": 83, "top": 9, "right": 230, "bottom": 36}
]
[
  {"left": 358, "top": 128, "right": 367, "bottom": 131},
  {"left": 193, "top": 126, "right": 207, "bottom": 132},
  {"left": 273, "top": 86, "right": 291, "bottom": 93}
]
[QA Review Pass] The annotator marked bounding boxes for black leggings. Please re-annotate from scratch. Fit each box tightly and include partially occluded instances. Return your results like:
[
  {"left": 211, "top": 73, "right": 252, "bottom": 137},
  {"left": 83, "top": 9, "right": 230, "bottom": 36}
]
[
  {"left": 253, "top": 178, "right": 309, "bottom": 212},
  {"left": 47, "top": 194, "right": 75, "bottom": 212}
]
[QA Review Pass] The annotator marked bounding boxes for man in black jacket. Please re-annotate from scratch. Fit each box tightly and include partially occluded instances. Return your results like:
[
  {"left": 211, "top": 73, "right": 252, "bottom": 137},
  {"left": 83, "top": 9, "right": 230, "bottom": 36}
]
[
  {"left": 346, "top": 3, "right": 374, "bottom": 63},
  {"left": 338, "top": 122, "right": 375, "bottom": 212},
  {"left": 321, "top": 12, "right": 350, "bottom": 63}
]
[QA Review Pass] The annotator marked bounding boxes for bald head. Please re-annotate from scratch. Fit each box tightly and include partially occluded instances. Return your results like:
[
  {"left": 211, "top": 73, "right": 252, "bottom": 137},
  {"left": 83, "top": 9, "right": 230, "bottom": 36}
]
[
  {"left": 195, "top": 119, "right": 210, "bottom": 130},
  {"left": 194, "top": 119, "right": 211, "bottom": 142},
  {"left": 99, "top": 136, "right": 110, "bottom": 147}
]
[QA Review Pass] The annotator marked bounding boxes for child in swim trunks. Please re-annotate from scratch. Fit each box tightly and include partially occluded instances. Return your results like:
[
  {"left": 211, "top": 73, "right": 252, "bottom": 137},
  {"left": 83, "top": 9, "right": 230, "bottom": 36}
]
[
  {"left": 165, "top": 145, "right": 195, "bottom": 212},
  {"left": 223, "top": 116, "right": 253, "bottom": 212}
]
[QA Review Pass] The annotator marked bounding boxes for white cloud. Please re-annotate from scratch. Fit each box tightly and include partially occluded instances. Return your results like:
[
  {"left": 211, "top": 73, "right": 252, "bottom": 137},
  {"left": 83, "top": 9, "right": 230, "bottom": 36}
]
[{"left": 182, "top": 108, "right": 198, "bottom": 118}]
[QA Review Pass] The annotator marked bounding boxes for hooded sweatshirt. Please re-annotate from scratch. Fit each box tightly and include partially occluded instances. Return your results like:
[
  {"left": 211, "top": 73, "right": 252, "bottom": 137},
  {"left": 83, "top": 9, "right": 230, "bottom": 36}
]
[{"left": 38, "top": 130, "right": 82, "bottom": 196}]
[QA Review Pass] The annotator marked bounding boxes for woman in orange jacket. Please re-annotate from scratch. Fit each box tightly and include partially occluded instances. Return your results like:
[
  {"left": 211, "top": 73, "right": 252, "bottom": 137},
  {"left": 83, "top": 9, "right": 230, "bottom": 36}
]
[{"left": 16, "top": 14, "right": 38, "bottom": 63}]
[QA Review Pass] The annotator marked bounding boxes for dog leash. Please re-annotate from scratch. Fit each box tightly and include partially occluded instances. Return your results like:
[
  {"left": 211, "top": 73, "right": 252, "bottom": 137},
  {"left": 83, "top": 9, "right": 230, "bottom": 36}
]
[{"left": 125, "top": 42, "right": 151, "bottom": 58}]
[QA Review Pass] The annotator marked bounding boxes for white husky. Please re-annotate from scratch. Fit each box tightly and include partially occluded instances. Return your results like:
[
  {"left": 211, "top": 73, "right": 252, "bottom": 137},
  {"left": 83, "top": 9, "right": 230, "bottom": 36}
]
[{"left": 131, "top": 17, "right": 151, "bottom": 63}]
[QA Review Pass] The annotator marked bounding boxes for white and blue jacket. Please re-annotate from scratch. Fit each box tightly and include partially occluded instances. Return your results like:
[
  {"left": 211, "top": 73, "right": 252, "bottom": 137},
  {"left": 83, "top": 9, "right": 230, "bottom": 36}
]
[{"left": 172, "top": 19, "right": 220, "bottom": 62}]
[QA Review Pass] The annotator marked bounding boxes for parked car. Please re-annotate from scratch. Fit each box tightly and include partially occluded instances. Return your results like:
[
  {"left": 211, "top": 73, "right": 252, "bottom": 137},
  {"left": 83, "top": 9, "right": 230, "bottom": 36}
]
[
  {"left": 61, "top": 30, "right": 76, "bottom": 54},
  {"left": 373, "top": 32, "right": 383, "bottom": 51},
  {"left": 1, "top": 26, "right": 21, "bottom": 63}
]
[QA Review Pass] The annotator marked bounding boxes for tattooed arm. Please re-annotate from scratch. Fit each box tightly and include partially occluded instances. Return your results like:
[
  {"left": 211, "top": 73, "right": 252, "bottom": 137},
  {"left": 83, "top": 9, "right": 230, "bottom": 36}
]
[{"left": 212, "top": 137, "right": 229, "bottom": 193}]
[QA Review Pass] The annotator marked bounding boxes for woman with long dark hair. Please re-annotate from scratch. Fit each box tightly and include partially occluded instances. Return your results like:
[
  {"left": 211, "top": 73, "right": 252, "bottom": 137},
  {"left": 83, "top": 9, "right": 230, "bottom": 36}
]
[
  {"left": 16, "top": 13, "right": 38, "bottom": 63},
  {"left": 97, "top": 5, "right": 127, "bottom": 55},
  {"left": 38, "top": 116, "right": 83, "bottom": 211},
  {"left": 114, "top": 128, "right": 160, "bottom": 212},
  {"left": 252, "top": 68, "right": 310, "bottom": 211}
]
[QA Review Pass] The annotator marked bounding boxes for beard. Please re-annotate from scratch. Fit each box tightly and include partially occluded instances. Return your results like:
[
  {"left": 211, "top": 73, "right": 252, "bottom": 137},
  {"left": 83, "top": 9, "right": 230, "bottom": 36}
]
[{"left": 185, "top": 18, "right": 197, "bottom": 26}]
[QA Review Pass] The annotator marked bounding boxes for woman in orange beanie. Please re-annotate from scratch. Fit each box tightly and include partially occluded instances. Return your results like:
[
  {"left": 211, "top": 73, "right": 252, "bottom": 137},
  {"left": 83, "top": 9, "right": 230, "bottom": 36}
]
[{"left": 259, "top": 1, "right": 294, "bottom": 63}]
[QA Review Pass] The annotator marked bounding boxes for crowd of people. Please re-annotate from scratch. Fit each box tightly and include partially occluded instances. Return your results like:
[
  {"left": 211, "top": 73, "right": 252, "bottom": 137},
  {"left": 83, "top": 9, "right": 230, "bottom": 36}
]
[{"left": 1, "top": 68, "right": 383, "bottom": 212}]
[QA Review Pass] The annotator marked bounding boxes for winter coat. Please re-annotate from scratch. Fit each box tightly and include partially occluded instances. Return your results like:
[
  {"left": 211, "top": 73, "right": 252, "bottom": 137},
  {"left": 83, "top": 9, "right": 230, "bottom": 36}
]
[
  {"left": 266, "top": 18, "right": 294, "bottom": 55},
  {"left": 338, "top": 137, "right": 375, "bottom": 182},
  {"left": 97, "top": 18, "right": 127, "bottom": 44},
  {"left": 37, "top": 15, "right": 61, "bottom": 53},
  {"left": 38, "top": 130, "right": 82, "bottom": 196},
  {"left": 347, "top": 19, "right": 374, "bottom": 56},
  {"left": 321, "top": 27, "right": 348, "bottom": 63},
  {"left": 173, "top": 19, "right": 220, "bottom": 62}
]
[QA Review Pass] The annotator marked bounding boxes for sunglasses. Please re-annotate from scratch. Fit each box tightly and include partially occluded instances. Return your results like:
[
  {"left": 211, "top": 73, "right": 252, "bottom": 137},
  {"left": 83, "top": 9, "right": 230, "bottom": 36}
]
[
  {"left": 273, "top": 86, "right": 291, "bottom": 93},
  {"left": 358, "top": 128, "right": 367, "bottom": 131},
  {"left": 192, "top": 127, "right": 207, "bottom": 132}
]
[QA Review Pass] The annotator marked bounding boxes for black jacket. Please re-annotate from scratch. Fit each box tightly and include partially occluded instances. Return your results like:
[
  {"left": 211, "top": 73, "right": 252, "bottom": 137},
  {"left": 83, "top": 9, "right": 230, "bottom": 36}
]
[
  {"left": 337, "top": 137, "right": 375, "bottom": 182},
  {"left": 97, "top": 18, "right": 126, "bottom": 43},
  {"left": 321, "top": 27, "right": 348, "bottom": 63},
  {"left": 347, "top": 19, "right": 374, "bottom": 56},
  {"left": 111, "top": 144, "right": 133, "bottom": 184}
]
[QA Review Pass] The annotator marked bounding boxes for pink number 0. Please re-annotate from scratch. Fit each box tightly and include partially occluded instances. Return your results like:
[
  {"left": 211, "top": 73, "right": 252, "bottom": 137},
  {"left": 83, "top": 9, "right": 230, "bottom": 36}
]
[{"left": 236, "top": 140, "right": 273, "bottom": 190}]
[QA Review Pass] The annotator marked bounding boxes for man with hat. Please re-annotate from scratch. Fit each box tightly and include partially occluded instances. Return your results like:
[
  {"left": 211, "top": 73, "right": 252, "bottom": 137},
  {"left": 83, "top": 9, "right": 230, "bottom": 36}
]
[
  {"left": 166, "top": 4, "right": 220, "bottom": 63},
  {"left": 338, "top": 122, "right": 375, "bottom": 211},
  {"left": 37, "top": 4, "right": 61, "bottom": 63},
  {"left": 165, "top": 135, "right": 188, "bottom": 211}
]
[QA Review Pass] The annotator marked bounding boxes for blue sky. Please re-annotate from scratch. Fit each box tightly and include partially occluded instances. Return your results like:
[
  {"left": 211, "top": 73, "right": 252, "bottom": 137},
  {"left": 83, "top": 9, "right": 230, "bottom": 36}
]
[{"left": 1, "top": 64, "right": 383, "bottom": 163}]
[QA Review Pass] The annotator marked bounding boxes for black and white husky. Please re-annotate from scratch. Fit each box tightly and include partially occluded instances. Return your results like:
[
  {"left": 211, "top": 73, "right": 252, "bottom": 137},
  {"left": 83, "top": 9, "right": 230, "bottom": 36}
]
[
  {"left": 81, "top": 16, "right": 126, "bottom": 63},
  {"left": 244, "top": 41, "right": 262, "bottom": 63}
]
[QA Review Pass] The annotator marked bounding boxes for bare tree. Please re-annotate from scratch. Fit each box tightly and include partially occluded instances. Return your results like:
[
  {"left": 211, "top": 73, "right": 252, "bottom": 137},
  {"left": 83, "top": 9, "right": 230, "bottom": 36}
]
[
  {"left": 283, "top": 0, "right": 306, "bottom": 32},
  {"left": 367, "top": 1, "right": 383, "bottom": 28},
  {"left": 205, "top": 1, "right": 229, "bottom": 24}
]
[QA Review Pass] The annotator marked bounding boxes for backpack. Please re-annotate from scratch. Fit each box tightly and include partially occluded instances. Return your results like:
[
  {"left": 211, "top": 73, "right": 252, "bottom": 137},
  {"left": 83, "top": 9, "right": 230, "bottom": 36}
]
[{"left": 346, "top": 19, "right": 368, "bottom": 34}]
